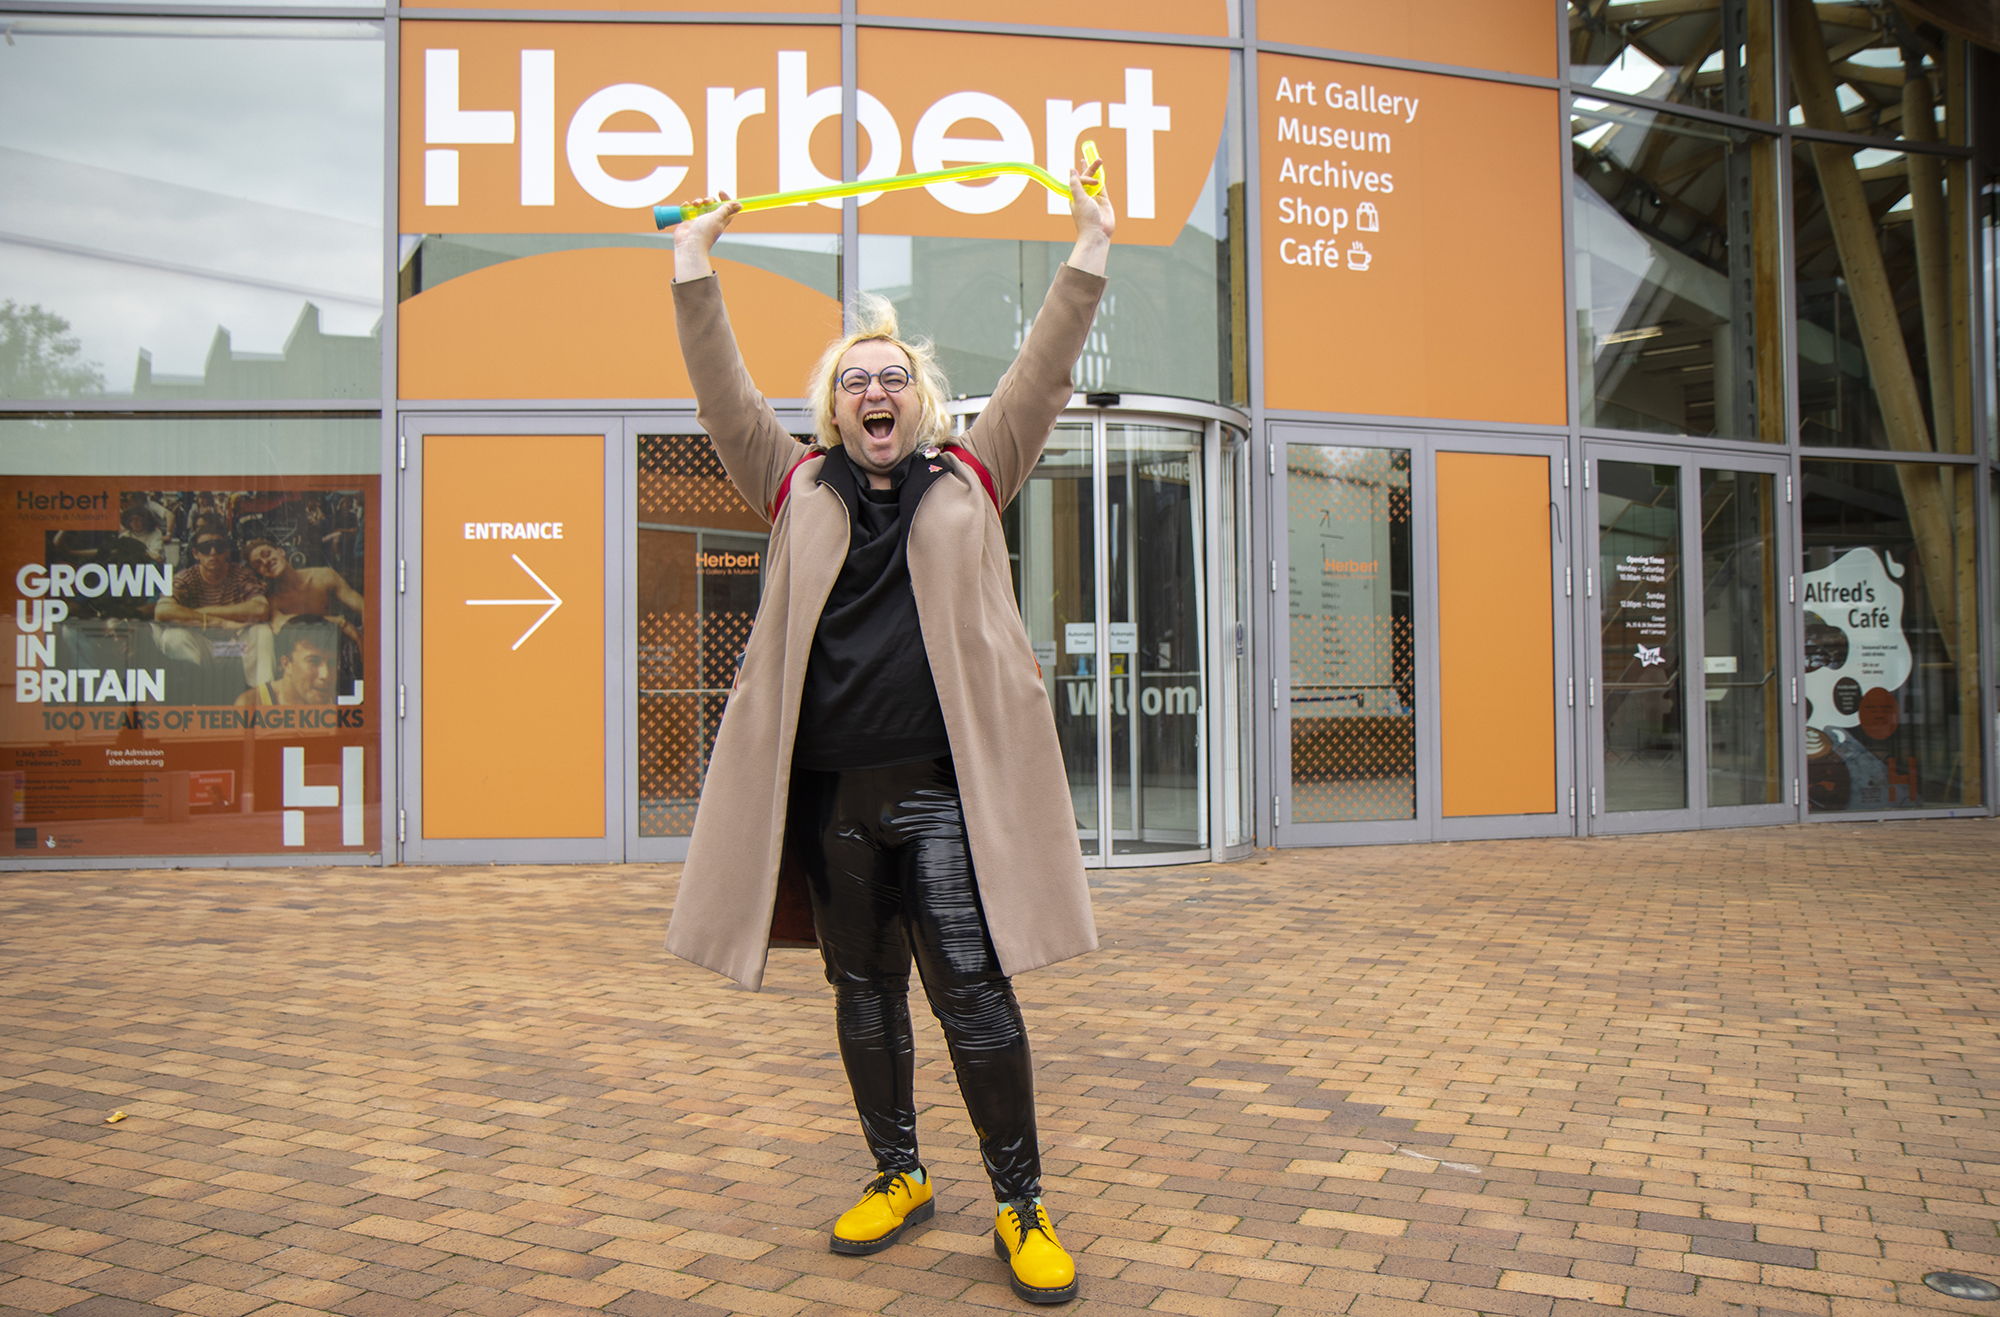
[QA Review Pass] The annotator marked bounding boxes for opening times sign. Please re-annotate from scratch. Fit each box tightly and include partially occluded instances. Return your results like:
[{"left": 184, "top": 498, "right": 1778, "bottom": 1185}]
[{"left": 1258, "top": 54, "right": 1566, "bottom": 426}]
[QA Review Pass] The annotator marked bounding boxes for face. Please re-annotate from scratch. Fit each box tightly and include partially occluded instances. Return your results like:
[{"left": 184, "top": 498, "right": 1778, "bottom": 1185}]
[
  {"left": 279, "top": 639, "right": 335, "bottom": 704},
  {"left": 248, "top": 543, "right": 286, "bottom": 580},
  {"left": 831, "top": 340, "right": 923, "bottom": 477},
  {"left": 191, "top": 538, "right": 231, "bottom": 579}
]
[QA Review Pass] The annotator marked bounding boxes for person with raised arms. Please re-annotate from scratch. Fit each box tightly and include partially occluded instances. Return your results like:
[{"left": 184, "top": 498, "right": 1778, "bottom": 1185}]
[{"left": 664, "top": 155, "right": 1113, "bottom": 1305}]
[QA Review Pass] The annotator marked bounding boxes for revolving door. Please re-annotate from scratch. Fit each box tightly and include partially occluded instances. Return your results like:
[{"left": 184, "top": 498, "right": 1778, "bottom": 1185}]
[{"left": 964, "top": 398, "right": 1253, "bottom": 866}]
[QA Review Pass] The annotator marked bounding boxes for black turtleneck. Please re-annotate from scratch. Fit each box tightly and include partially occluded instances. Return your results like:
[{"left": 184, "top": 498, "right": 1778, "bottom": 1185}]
[{"left": 794, "top": 447, "right": 952, "bottom": 770}]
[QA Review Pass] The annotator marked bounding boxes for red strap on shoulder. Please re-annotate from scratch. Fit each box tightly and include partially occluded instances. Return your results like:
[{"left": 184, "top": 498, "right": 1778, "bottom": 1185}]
[
  {"left": 767, "top": 449, "right": 821, "bottom": 523},
  {"left": 768, "top": 444, "right": 1000, "bottom": 522},
  {"left": 943, "top": 445, "right": 1000, "bottom": 511}
]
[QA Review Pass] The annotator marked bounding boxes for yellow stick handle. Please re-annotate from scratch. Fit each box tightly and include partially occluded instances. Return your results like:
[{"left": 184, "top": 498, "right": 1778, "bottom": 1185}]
[{"left": 657, "top": 140, "right": 1103, "bottom": 229}]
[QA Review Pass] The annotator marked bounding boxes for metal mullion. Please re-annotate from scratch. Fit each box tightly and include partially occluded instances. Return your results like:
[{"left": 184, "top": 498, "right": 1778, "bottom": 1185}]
[
  {"left": 1566, "top": 86, "right": 1778, "bottom": 135},
  {"left": 1787, "top": 122, "right": 1975, "bottom": 159},
  {"left": 391, "top": 7, "right": 839, "bottom": 20},
  {"left": 1241, "top": 0, "right": 1275, "bottom": 847},
  {"left": 0, "top": 2, "right": 385, "bottom": 14},
  {"left": 855, "top": 13, "right": 1242, "bottom": 49},
  {"left": 1202, "top": 419, "right": 1225, "bottom": 860},
  {"left": 381, "top": 0, "right": 401, "bottom": 863},
  {"left": 840, "top": 0, "right": 856, "bottom": 326},
  {"left": 1096, "top": 404, "right": 1112, "bottom": 868},
  {"left": 1796, "top": 446, "right": 1982, "bottom": 466},
  {"left": 1261, "top": 407, "right": 1567, "bottom": 438},
  {"left": 1682, "top": 458, "right": 1713, "bottom": 821},
  {"left": 0, "top": 401, "right": 381, "bottom": 414},
  {"left": 1260, "top": 40, "right": 1560, "bottom": 92},
  {"left": 1560, "top": 26, "right": 1588, "bottom": 837}
]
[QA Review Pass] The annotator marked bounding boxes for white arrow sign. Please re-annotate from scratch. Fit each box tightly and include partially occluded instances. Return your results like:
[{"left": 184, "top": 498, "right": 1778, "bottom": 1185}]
[{"left": 466, "top": 553, "right": 563, "bottom": 650}]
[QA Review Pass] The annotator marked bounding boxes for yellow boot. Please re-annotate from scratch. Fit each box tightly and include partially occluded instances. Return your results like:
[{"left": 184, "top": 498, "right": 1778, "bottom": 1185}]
[
  {"left": 994, "top": 1198, "right": 1077, "bottom": 1304},
  {"left": 830, "top": 1168, "right": 934, "bottom": 1255}
]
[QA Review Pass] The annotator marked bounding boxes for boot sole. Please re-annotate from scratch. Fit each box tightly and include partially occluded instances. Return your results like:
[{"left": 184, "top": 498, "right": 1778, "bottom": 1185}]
[
  {"left": 830, "top": 1197, "right": 934, "bottom": 1255},
  {"left": 993, "top": 1230, "right": 1079, "bottom": 1304}
]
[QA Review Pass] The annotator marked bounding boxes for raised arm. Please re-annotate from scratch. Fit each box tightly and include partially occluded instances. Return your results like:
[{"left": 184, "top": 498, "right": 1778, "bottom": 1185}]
[
  {"left": 671, "top": 193, "right": 809, "bottom": 517},
  {"left": 961, "top": 158, "right": 1115, "bottom": 503}
]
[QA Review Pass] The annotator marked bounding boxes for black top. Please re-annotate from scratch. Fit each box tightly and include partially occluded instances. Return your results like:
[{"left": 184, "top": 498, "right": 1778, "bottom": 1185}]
[{"left": 794, "top": 447, "right": 952, "bottom": 770}]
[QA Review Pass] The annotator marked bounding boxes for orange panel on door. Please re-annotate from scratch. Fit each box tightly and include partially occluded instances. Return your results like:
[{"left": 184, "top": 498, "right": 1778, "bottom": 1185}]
[
  {"left": 423, "top": 434, "right": 604, "bottom": 838},
  {"left": 1437, "top": 452, "right": 1556, "bottom": 817}
]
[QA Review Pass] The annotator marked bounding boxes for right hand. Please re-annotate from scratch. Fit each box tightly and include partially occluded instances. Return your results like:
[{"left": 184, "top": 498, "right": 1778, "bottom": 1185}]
[{"left": 672, "top": 193, "right": 743, "bottom": 282}]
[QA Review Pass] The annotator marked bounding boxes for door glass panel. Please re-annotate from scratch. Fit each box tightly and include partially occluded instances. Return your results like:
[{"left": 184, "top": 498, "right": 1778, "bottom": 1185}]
[
  {"left": 1598, "top": 460, "right": 1686, "bottom": 812},
  {"left": 1700, "top": 469, "right": 1781, "bottom": 806},
  {"left": 1800, "top": 460, "right": 1979, "bottom": 811},
  {"left": 1106, "top": 424, "right": 1205, "bottom": 856},
  {"left": 1287, "top": 444, "right": 1415, "bottom": 823},
  {"left": 635, "top": 434, "right": 770, "bottom": 838},
  {"left": 1003, "top": 425, "right": 1099, "bottom": 857},
  {"left": 1221, "top": 431, "right": 1253, "bottom": 848}
]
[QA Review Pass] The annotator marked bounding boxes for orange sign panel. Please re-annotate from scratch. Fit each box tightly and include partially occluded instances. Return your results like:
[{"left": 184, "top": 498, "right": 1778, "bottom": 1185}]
[
  {"left": 858, "top": 0, "right": 1227, "bottom": 37},
  {"left": 400, "top": 23, "right": 839, "bottom": 236},
  {"left": 422, "top": 434, "right": 604, "bottom": 838},
  {"left": 1258, "top": 56, "right": 1566, "bottom": 424},
  {"left": 397, "top": 251, "right": 839, "bottom": 401},
  {"left": 1259, "top": 0, "right": 1557, "bottom": 79},
  {"left": 1436, "top": 452, "right": 1556, "bottom": 817},
  {"left": 399, "top": 22, "right": 1226, "bottom": 246},
  {"left": 856, "top": 29, "right": 1229, "bottom": 245}
]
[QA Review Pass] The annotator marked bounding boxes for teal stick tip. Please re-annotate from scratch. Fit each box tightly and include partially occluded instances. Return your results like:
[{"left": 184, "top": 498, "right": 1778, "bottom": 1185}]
[{"left": 653, "top": 204, "right": 682, "bottom": 230}]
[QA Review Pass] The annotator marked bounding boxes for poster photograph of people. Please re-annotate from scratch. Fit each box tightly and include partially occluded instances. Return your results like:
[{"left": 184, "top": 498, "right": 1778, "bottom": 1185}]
[{"left": 5, "top": 475, "right": 377, "bottom": 857}]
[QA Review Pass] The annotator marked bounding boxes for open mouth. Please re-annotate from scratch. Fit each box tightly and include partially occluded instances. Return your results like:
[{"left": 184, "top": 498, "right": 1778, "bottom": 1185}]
[{"left": 863, "top": 410, "right": 895, "bottom": 440}]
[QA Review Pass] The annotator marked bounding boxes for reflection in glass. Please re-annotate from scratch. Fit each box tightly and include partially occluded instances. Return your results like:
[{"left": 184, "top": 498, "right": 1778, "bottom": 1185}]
[
  {"left": 1002, "top": 425, "right": 1099, "bottom": 856},
  {"left": 634, "top": 435, "right": 775, "bottom": 838},
  {"left": 1106, "top": 425, "right": 1205, "bottom": 856},
  {"left": 1801, "top": 460, "right": 1978, "bottom": 811},
  {"left": 1599, "top": 461, "right": 1685, "bottom": 812},
  {"left": 1699, "top": 469, "right": 1780, "bottom": 806},
  {"left": 1572, "top": 105, "right": 1778, "bottom": 440},
  {"left": 1568, "top": 0, "right": 1772, "bottom": 118},
  {"left": 0, "top": 18, "right": 385, "bottom": 400},
  {"left": 400, "top": 233, "right": 839, "bottom": 303},
  {"left": 1784, "top": 0, "right": 1957, "bottom": 144},
  {"left": 1793, "top": 141, "right": 1968, "bottom": 451},
  {"left": 1287, "top": 445, "right": 1413, "bottom": 824},
  {"left": 858, "top": 63, "right": 1240, "bottom": 405}
]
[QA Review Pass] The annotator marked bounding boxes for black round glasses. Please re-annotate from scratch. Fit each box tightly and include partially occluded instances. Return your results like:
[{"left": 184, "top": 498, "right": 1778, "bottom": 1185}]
[{"left": 838, "top": 365, "right": 911, "bottom": 395}]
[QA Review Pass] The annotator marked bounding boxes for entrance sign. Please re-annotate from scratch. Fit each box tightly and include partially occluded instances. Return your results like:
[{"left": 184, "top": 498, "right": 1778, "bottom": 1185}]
[
  {"left": 1258, "top": 55, "right": 1565, "bottom": 424},
  {"left": 465, "top": 553, "right": 564, "bottom": 651},
  {"left": 422, "top": 435, "right": 603, "bottom": 838}
]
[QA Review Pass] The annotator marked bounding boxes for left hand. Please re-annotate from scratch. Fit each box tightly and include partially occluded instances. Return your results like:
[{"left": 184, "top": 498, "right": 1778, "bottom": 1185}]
[{"left": 1067, "top": 155, "right": 1115, "bottom": 276}]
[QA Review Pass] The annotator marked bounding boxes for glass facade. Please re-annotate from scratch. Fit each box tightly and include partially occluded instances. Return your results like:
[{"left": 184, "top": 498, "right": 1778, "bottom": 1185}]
[
  {"left": 1573, "top": 108, "right": 1780, "bottom": 440},
  {"left": 0, "top": 19, "right": 385, "bottom": 401},
  {"left": 0, "top": 1, "right": 1992, "bottom": 866},
  {"left": 1801, "top": 460, "right": 1978, "bottom": 811},
  {"left": 1286, "top": 444, "right": 1413, "bottom": 824}
]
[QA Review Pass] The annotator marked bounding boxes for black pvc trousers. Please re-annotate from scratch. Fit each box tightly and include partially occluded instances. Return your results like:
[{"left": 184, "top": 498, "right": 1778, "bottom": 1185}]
[{"left": 787, "top": 757, "right": 1042, "bottom": 1202}]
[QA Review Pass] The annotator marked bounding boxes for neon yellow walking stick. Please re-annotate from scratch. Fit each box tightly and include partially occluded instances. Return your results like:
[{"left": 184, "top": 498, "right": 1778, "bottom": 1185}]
[{"left": 655, "top": 141, "right": 1102, "bottom": 229}]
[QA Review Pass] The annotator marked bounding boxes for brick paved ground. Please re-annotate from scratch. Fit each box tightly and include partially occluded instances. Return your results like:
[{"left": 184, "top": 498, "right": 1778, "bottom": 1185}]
[{"left": 2, "top": 819, "right": 1997, "bottom": 1317}]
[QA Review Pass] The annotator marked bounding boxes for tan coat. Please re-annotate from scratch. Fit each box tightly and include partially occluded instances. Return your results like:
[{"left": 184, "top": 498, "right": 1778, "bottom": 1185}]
[{"left": 665, "top": 264, "right": 1106, "bottom": 991}]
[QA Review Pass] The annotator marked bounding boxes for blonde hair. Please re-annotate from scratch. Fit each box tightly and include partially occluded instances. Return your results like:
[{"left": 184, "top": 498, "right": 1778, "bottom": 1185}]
[{"left": 806, "top": 293, "right": 952, "bottom": 451}]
